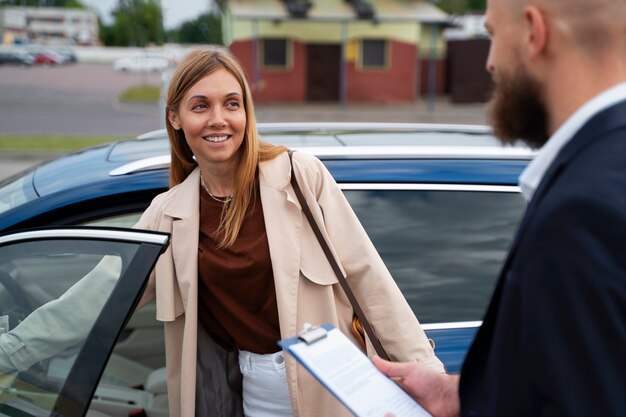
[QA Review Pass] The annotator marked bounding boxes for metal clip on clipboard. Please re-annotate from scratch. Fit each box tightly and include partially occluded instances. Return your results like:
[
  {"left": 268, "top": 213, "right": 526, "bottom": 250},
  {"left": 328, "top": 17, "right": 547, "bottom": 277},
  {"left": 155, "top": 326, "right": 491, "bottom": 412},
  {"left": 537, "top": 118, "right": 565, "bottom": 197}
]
[{"left": 298, "top": 323, "right": 328, "bottom": 345}]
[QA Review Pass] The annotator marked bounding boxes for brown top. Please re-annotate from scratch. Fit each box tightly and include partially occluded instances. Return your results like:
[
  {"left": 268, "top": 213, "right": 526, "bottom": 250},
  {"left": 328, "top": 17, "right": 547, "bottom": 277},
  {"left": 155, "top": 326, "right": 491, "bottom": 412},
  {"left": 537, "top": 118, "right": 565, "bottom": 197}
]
[{"left": 197, "top": 183, "right": 281, "bottom": 353}]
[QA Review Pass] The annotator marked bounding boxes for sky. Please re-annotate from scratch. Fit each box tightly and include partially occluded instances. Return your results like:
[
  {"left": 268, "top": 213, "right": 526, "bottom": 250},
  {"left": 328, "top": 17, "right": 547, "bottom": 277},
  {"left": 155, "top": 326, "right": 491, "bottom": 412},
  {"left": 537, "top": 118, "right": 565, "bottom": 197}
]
[{"left": 81, "top": 0, "right": 212, "bottom": 30}]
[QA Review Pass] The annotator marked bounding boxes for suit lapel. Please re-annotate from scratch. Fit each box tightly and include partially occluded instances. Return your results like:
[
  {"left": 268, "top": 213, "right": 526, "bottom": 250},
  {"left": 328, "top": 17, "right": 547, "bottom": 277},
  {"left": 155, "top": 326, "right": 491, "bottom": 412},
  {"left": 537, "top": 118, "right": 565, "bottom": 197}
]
[
  {"left": 463, "top": 100, "right": 626, "bottom": 381},
  {"left": 504, "top": 99, "right": 626, "bottom": 273}
]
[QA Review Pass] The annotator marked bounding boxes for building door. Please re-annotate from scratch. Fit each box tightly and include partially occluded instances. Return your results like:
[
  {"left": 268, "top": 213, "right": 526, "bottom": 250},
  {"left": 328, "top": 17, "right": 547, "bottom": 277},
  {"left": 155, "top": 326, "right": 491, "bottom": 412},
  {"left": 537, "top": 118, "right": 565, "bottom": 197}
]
[{"left": 307, "top": 44, "right": 340, "bottom": 101}]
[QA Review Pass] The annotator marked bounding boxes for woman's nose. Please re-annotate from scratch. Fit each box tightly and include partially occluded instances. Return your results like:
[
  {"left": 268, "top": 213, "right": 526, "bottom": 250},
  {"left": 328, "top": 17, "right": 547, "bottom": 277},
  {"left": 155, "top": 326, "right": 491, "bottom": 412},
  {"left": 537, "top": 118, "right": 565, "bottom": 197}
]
[{"left": 208, "top": 108, "right": 226, "bottom": 127}]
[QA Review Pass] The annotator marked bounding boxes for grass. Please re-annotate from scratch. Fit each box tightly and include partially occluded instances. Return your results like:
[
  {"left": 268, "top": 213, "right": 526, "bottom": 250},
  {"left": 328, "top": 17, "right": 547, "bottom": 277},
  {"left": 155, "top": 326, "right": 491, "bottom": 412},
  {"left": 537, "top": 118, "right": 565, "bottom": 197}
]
[
  {"left": 0, "top": 135, "right": 125, "bottom": 151},
  {"left": 119, "top": 85, "right": 161, "bottom": 103}
]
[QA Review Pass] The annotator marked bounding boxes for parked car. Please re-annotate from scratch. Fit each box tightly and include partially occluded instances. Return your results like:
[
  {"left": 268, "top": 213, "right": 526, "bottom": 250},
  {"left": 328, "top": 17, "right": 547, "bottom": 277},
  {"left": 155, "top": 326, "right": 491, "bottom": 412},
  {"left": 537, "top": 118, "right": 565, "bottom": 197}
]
[
  {"left": 48, "top": 46, "right": 78, "bottom": 64},
  {"left": 0, "top": 48, "right": 34, "bottom": 66},
  {"left": 113, "top": 55, "right": 170, "bottom": 73},
  {"left": 0, "top": 123, "right": 533, "bottom": 417},
  {"left": 24, "top": 46, "right": 68, "bottom": 65}
]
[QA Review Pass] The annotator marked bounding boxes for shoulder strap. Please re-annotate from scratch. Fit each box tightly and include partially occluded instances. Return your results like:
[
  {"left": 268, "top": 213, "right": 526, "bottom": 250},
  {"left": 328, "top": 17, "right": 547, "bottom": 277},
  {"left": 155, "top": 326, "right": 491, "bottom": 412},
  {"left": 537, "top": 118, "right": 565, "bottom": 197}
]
[{"left": 288, "top": 151, "right": 389, "bottom": 360}]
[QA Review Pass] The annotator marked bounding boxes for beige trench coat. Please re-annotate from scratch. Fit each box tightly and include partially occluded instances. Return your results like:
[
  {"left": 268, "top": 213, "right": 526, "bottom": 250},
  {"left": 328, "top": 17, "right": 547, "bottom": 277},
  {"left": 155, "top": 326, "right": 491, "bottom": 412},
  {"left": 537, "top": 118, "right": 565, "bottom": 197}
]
[{"left": 135, "top": 151, "right": 444, "bottom": 417}]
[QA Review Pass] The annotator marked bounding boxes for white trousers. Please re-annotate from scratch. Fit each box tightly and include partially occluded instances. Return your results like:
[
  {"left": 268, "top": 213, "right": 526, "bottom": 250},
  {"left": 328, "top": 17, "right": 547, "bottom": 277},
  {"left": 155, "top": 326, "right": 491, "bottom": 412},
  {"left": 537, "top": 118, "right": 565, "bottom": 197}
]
[{"left": 238, "top": 350, "right": 293, "bottom": 417}]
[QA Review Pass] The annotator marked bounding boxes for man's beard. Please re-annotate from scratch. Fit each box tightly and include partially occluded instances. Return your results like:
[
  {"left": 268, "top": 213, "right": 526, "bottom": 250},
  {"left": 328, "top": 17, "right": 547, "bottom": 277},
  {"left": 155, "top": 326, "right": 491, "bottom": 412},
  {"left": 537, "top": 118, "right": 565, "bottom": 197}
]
[{"left": 486, "top": 67, "right": 550, "bottom": 149}]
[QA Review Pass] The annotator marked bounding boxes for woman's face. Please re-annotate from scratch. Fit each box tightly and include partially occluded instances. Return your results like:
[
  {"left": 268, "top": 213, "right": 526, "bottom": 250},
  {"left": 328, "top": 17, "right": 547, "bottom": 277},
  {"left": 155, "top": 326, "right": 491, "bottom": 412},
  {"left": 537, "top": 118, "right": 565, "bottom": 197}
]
[{"left": 169, "top": 68, "right": 247, "bottom": 169}]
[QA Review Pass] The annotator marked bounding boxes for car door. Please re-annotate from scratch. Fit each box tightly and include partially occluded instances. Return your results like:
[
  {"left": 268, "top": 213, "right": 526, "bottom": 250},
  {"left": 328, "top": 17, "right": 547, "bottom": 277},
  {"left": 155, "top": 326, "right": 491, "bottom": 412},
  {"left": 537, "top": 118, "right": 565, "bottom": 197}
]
[
  {"left": 0, "top": 227, "right": 169, "bottom": 417},
  {"left": 341, "top": 182, "right": 526, "bottom": 373}
]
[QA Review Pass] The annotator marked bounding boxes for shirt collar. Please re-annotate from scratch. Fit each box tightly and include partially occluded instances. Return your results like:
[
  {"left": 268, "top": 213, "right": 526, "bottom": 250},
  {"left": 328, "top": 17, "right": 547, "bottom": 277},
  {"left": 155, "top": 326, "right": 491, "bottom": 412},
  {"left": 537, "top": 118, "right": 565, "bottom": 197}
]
[{"left": 519, "top": 81, "right": 626, "bottom": 201}]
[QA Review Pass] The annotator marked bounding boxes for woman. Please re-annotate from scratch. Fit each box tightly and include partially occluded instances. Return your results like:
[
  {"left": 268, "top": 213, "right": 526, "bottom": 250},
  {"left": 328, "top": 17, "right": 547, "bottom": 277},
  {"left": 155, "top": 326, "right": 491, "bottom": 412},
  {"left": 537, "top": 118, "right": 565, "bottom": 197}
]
[{"left": 135, "top": 46, "right": 444, "bottom": 417}]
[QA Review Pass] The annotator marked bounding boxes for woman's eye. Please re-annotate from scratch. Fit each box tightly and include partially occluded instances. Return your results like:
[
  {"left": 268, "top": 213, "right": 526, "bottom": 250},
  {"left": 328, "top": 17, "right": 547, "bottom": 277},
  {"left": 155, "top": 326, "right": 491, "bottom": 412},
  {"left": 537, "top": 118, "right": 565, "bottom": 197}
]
[
  {"left": 192, "top": 103, "right": 207, "bottom": 111},
  {"left": 226, "top": 101, "right": 240, "bottom": 109}
]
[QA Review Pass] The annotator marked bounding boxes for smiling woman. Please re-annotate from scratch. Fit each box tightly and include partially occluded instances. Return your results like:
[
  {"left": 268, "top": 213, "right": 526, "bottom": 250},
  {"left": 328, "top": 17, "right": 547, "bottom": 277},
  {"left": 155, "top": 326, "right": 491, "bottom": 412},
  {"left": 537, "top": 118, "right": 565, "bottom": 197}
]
[
  {"left": 131, "top": 46, "right": 444, "bottom": 417},
  {"left": 167, "top": 68, "right": 247, "bottom": 195}
]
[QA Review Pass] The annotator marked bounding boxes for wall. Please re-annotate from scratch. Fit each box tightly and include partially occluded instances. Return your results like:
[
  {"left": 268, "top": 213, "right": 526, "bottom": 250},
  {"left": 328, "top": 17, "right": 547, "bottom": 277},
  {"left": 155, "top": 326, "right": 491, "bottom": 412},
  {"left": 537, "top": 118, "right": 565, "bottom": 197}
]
[
  {"left": 230, "top": 39, "right": 307, "bottom": 102},
  {"left": 347, "top": 40, "right": 417, "bottom": 102}
]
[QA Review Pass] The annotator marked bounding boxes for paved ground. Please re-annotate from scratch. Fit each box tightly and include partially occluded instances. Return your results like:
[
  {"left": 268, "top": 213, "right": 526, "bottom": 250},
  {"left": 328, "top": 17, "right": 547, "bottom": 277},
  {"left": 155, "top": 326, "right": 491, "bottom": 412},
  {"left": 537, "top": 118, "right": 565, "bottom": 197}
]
[
  {"left": 0, "top": 63, "right": 163, "bottom": 136},
  {"left": 0, "top": 63, "right": 489, "bottom": 181}
]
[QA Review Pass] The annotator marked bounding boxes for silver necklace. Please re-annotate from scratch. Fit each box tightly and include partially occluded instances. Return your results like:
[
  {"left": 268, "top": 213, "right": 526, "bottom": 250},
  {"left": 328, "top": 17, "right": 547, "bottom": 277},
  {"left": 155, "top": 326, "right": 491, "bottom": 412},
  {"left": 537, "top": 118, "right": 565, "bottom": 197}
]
[{"left": 200, "top": 172, "right": 232, "bottom": 204}]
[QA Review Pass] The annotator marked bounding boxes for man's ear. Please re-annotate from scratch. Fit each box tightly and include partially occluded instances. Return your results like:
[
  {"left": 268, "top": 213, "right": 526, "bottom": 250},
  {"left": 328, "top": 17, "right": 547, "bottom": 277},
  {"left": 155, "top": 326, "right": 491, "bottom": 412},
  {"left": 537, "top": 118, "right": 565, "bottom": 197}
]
[
  {"left": 523, "top": 6, "right": 548, "bottom": 59},
  {"left": 168, "top": 110, "right": 181, "bottom": 130}
]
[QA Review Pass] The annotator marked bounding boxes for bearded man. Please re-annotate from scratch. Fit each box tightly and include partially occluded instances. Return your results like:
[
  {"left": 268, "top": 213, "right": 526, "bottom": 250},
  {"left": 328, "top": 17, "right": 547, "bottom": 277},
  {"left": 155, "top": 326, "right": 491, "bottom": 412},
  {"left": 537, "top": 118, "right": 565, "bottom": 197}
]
[{"left": 374, "top": 0, "right": 626, "bottom": 416}]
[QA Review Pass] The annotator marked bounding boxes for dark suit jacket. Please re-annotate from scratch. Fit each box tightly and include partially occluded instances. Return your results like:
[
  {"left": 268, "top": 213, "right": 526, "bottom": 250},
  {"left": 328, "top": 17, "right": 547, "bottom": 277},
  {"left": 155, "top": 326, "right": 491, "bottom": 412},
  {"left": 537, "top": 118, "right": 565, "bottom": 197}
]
[{"left": 459, "top": 100, "right": 626, "bottom": 416}]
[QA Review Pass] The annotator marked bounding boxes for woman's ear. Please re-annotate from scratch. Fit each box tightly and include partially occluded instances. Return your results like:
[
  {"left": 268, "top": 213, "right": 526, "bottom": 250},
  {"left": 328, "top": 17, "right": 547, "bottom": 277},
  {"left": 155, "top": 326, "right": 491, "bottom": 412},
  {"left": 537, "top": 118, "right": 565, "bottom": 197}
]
[
  {"left": 523, "top": 6, "right": 548, "bottom": 60},
  {"left": 168, "top": 109, "right": 181, "bottom": 130}
]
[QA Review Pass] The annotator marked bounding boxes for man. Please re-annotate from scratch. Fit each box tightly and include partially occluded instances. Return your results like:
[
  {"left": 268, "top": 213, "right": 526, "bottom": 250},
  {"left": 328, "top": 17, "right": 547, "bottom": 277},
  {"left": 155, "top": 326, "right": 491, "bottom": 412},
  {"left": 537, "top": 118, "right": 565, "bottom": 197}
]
[{"left": 374, "top": 0, "right": 626, "bottom": 416}]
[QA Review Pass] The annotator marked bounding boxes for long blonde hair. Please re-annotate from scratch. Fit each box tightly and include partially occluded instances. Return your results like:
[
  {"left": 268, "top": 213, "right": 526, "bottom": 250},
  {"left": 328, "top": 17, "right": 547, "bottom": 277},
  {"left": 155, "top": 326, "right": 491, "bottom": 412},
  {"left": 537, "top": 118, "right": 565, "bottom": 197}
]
[{"left": 166, "top": 46, "right": 287, "bottom": 248}]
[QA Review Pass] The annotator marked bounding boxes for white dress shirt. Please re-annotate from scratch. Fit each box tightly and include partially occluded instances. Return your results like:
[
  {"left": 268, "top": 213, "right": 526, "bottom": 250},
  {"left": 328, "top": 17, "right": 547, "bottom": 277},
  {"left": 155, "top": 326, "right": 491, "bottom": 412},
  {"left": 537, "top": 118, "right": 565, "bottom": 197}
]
[{"left": 519, "top": 82, "right": 626, "bottom": 201}]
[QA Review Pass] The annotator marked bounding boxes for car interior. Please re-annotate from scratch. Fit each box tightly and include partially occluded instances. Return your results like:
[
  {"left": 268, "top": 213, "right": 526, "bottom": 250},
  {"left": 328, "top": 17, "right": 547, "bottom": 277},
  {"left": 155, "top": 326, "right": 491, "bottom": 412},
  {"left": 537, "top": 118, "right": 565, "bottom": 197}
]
[{"left": 0, "top": 234, "right": 168, "bottom": 417}]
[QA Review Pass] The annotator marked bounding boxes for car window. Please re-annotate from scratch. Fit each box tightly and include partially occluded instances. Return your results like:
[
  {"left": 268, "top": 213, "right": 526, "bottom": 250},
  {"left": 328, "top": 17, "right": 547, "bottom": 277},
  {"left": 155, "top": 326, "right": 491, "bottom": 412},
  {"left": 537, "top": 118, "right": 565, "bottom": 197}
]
[
  {"left": 0, "top": 228, "right": 167, "bottom": 417},
  {"left": 0, "top": 172, "right": 38, "bottom": 217},
  {"left": 344, "top": 189, "right": 525, "bottom": 324}
]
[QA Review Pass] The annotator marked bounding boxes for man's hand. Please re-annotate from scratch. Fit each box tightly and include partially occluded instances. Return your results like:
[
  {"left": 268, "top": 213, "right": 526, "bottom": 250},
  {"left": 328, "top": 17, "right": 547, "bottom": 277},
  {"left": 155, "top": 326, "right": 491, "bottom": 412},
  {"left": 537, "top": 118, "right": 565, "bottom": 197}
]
[{"left": 372, "top": 356, "right": 461, "bottom": 417}]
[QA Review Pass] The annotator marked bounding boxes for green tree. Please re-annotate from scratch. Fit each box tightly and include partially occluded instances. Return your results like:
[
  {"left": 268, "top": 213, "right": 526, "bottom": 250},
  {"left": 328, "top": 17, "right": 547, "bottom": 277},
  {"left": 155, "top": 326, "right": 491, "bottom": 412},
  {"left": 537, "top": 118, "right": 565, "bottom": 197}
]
[
  {"left": 432, "top": 0, "right": 486, "bottom": 13},
  {"left": 103, "top": 0, "right": 165, "bottom": 47},
  {"left": 167, "top": 12, "right": 223, "bottom": 45}
]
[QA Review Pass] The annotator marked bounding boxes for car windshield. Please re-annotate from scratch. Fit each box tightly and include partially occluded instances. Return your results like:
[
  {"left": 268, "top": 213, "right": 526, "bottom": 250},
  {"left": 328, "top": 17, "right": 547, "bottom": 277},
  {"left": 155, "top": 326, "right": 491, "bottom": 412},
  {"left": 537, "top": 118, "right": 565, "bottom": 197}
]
[{"left": 0, "top": 172, "right": 38, "bottom": 217}]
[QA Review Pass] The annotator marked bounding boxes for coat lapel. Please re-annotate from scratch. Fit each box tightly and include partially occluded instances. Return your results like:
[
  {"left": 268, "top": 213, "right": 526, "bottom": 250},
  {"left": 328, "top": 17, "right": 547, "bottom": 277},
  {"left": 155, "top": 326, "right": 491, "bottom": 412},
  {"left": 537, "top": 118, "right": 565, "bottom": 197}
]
[
  {"left": 258, "top": 152, "right": 303, "bottom": 340},
  {"left": 163, "top": 168, "right": 201, "bottom": 312}
]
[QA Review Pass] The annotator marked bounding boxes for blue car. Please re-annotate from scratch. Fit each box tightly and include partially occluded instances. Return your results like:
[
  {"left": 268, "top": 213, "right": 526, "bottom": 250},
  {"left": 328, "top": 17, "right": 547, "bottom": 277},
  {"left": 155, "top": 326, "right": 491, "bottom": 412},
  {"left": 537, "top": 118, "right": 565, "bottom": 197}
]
[{"left": 0, "top": 123, "right": 533, "bottom": 417}]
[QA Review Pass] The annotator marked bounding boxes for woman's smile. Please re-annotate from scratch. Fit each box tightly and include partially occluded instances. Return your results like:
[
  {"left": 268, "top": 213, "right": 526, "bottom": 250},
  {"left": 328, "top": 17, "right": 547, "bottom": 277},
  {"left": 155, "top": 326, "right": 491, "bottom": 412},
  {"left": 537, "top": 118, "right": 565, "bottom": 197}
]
[{"left": 203, "top": 134, "right": 231, "bottom": 143}]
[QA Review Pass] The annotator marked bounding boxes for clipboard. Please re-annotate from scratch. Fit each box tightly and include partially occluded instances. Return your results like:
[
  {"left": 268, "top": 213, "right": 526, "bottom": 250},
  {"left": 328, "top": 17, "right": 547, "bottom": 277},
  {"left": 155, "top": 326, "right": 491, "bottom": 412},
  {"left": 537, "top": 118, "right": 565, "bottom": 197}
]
[{"left": 278, "top": 323, "right": 432, "bottom": 417}]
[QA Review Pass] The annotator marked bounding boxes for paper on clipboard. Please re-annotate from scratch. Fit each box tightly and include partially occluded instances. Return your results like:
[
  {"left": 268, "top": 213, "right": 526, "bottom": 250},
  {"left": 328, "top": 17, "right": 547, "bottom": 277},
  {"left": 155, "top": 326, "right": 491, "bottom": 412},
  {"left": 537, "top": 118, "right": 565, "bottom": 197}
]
[{"left": 278, "top": 323, "right": 431, "bottom": 417}]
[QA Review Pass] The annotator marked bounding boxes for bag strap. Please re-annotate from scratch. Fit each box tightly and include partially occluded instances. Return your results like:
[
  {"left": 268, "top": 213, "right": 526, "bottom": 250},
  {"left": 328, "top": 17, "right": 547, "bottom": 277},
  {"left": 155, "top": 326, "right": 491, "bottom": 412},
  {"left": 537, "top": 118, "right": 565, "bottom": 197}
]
[{"left": 288, "top": 151, "right": 390, "bottom": 360}]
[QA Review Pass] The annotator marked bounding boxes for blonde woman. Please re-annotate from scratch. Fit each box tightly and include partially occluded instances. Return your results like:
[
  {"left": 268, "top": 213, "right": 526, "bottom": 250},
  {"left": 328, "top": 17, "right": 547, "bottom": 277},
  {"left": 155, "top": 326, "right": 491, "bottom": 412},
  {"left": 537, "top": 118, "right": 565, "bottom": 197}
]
[{"left": 135, "top": 46, "right": 444, "bottom": 417}]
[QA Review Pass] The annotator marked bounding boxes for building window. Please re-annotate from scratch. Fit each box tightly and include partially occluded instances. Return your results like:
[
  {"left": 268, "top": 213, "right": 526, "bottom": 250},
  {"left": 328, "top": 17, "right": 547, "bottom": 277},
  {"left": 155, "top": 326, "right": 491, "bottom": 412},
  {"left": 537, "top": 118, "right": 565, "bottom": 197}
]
[
  {"left": 361, "top": 39, "right": 387, "bottom": 69},
  {"left": 262, "top": 38, "right": 289, "bottom": 68}
]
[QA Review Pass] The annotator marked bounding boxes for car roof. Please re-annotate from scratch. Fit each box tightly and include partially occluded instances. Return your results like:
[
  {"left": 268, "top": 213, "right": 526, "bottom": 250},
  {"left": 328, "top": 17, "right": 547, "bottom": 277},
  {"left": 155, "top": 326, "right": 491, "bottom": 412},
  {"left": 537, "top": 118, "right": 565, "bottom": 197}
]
[
  {"left": 28, "top": 122, "right": 535, "bottom": 189},
  {"left": 113, "top": 123, "right": 534, "bottom": 175}
]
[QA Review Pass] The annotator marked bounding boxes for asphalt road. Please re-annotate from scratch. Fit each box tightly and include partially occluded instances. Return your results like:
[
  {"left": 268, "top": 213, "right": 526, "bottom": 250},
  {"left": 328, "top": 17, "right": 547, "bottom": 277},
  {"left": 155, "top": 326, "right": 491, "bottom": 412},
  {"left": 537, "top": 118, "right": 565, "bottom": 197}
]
[{"left": 0, "top": 63, "right": 163, "bottom": 137}]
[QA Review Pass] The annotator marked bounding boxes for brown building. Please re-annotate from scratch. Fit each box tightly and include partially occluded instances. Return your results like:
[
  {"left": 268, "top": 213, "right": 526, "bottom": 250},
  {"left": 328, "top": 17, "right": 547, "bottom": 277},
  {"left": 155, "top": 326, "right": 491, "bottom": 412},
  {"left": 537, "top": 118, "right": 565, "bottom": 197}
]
[{"left": 221, "top": 0, "right": 449, "bottom": 103}]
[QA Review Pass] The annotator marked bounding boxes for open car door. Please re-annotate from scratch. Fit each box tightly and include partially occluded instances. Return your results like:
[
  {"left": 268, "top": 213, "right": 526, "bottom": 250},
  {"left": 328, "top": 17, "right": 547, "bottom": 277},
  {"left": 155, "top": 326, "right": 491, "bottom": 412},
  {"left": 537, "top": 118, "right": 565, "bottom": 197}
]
[{"left": 0, "top": 227, "right": 169, "bottom": 417}]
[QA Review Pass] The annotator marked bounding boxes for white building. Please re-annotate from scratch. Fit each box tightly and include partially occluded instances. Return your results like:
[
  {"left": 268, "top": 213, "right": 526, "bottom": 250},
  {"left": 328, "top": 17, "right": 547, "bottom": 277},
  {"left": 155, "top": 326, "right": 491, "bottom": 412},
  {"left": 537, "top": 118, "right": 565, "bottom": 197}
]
[{"left": 0, "top": 6, "right": 98, "bottom": 45}]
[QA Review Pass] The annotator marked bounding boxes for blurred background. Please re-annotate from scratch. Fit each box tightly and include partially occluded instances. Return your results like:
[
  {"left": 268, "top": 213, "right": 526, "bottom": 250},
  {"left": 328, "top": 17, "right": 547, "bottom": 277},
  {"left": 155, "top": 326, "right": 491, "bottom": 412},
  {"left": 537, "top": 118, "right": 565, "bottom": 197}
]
[
  {"left": 0, "top": 0, "right": 494, "bottom": 179},
  {"left": 0, "top": 0, "right": 493, "bottom": 104}
]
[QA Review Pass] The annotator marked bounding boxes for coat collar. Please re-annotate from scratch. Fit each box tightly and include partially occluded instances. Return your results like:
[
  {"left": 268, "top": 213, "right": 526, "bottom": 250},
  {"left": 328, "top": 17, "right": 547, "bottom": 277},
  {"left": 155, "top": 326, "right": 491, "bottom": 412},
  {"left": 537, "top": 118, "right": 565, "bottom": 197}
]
[
  {"left": 259, "top": 151, "right": 294, "bottom": 192},
  {"left": 161, "top": 152, "right": 296, "bottom": 219},
  {"left": 162, "top": 168, "right": 201, "bottom": 220}
]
